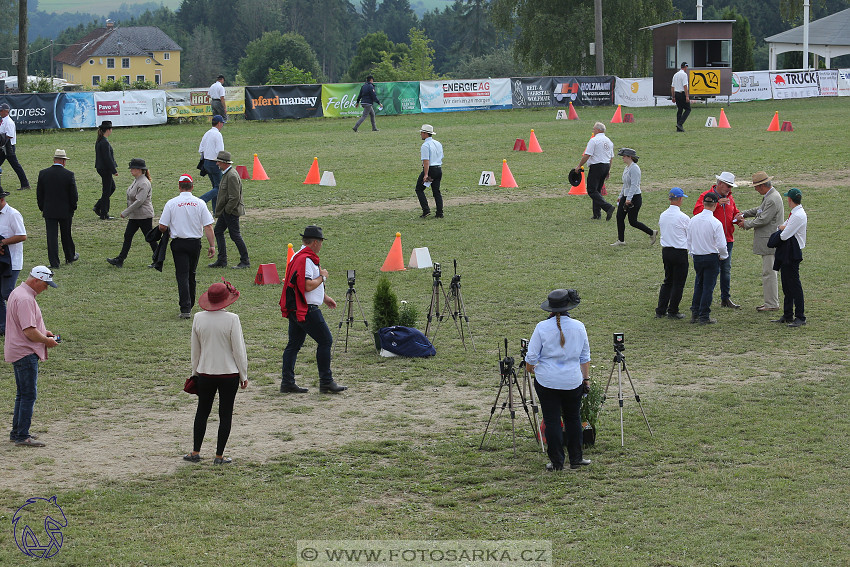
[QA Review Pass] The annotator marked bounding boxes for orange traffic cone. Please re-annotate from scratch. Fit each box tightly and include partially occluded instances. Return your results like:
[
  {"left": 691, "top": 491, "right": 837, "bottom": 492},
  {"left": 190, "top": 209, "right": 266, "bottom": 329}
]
[
  {"left": 286, "top": 243, "right": 294, "bottom": 265},
  {"left": 568, "top": 168, "right": 587, "bottom": 195},
  {"left": 252, "top": 154, "right": 269, "bottom": 180},
  {"left": 568, "top": 101, "right": 579, "bottom": 120},
  {"left": 500, "top": 160, "right": 518, "bottom": 188},
  {"left": 767, "top": 111, "right": 780, "bottom": 132},
  {"left": 303, "top": 157, "right": 321, "bottom": 184},
  {"left": 380, "top": 232, "right": 406, "bottom": 272},
  {"left": 528, "top": 129, "right": 543, "bottom": 153},
  {"left": 610, "top": 105, "right": 623, "bottom": 123},
  {"left": 718, "top": 108, "right": 731, "bottom": 128}
]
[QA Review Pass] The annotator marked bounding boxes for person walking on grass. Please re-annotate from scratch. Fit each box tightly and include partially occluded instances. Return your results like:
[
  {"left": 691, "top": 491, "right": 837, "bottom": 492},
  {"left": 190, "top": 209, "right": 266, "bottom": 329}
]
[
  {"left": 107, "top": 159, "right": 157, "bottom": 268},
  {"left": 92, "top": 120, "right": 118, "bottom": 220},
  {"left": 611, "top": 148, "right": 656, "bottom": 247}
]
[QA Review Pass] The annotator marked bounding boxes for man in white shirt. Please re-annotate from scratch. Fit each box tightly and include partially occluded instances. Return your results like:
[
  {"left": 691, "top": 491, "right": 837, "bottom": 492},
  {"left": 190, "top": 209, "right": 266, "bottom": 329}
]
[
  {"left": 0, "top": 103, "right": 32, "bottom": 191},
  {"left": 208, "top": 75, "right": 227, "bottom": 121},
  {"left": 415, "top": 124, "right": 444, "bottom": 218},
  {"left": 776, "top": 188, "right": 807, "bottom": 327},
  {"left": 0, "top": 188, "right": 27, "bottom": 333},
  {"left": 198, "top": 115, "right": 225, "bottom": 211},
  {"left": 656, "top": 187, "right": 690, "bottom": 319},
  {"left": 575, "top": 122, "right": 615, "bottom": 220},
  {"left": 158, "top": 175, "right": 216, "bottom": 319},
  {"left": 671, "top": 62, "right": 691, "bottom": 132},
  {"left": 687, "top": 192, "right": 728, "bottom": 324}
]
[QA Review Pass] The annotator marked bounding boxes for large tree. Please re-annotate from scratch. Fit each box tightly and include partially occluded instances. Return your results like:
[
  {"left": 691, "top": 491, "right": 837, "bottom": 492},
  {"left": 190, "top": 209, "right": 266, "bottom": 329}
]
[
  {"left": 238, "top": 30, "right": 322, "bottom": 85},
  {"left": 375, "top": 0, "right": 418, "bottom": 44},
  {"left": 182, "top": 26, "right": 223, "bottom": 87},
  {"left": 721, "top": 7, "right": 755, "bottom": 71},
  {"left": 344, "top": 31, "right": 408, "bottom": 82}
]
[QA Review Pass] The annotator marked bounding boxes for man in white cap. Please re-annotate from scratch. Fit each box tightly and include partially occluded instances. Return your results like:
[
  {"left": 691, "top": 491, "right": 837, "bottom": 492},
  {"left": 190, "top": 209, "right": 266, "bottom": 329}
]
[
  {"left": 0, "top": 187, "right": 27, "bottom": 334},
  {"left": 36, "top": 149, "right": 79, "bottom": 269},
  {"left": 694, "top": 171, "right": 741, "bottom": 309},
  {"left": 5, "top": 265, "right": 60, "bottom": 447},
  {"left": 415, "top": 124, "right": 444, "bottom": 218}
]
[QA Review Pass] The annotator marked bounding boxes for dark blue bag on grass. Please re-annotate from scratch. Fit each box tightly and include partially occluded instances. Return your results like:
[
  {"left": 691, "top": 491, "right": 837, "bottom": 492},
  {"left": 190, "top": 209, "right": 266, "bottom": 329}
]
[{"left": 378, "top": 326, "right": 436, "bottom": 357}]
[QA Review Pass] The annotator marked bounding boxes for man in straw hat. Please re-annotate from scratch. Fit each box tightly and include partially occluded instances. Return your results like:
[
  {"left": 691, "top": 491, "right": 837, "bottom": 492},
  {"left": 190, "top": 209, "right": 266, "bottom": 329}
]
[
  {"left": 6, "top": 265, "right": 60, "bottom": 447},
  {"left": 415, "top": 124, "right": 444, "bottom": 218},
  {"left": 208, "top": 150, "right": 249, "bottom": 269},
  {"left": 279, "top": 226, "right": 346, "bottom": 394},
  {"left": 36, "top": 149, "right": 78, "bottom": 269},
  {"left": 735, "top": 171, "right": 785, "bottom": 312}
]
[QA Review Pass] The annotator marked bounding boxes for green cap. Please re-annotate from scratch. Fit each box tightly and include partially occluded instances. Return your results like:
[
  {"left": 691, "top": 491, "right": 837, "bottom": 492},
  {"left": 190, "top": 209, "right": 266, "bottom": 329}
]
[{"left": 783, "top": 187, "right": 802, "bottom": 201}]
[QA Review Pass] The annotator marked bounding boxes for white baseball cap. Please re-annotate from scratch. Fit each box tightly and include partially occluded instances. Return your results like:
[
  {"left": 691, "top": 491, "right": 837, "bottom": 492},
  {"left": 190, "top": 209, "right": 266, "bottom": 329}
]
[{"left": 30, "top": 265, "right": 58, "bottom": 288}]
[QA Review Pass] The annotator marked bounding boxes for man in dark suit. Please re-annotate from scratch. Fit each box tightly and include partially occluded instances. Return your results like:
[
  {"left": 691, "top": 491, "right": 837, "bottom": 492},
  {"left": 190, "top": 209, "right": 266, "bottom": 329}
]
[{"left": 36, "top": 149, "right": 79, "bottom": 268}]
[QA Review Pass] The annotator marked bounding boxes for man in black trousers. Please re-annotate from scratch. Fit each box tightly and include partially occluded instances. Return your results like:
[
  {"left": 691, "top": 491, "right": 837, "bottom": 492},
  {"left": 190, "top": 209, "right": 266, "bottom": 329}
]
[{"left": 35, "top": 149, "right": 78, "bottom": 269}]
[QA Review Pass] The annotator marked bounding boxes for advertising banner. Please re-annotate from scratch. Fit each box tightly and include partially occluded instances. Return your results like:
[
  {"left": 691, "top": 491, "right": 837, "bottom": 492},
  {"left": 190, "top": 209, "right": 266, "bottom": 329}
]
[
  {"left": 817, "top": 70, "right": 838, "bottom": 96},
  {"left": 839, "top": 69, "right": 850, "bottom": 96},
  {"left": 245, "top": 85, "right": 323, "bottom": 120},
  {"left": 550, "top": 76, "right": 615, "bottom": 106},
  {"left": 511, "top": 77, "right": 556, "bottom": 108},
  {"left": 0, "top": 93, "right": 61, "bottom": 130},
  {"left": 166, "top": 86, "right": 245, "bottom": 118},
  {"left": 615, "top": 78, "right": 657, "bottom": 107},
  {"left": 688, "top": 69, "right": 721, "bottom": 96},
  {"left": 322, "top": 82, "right": 420, "bottom": 118},
  {"left": 92, "top": 91, "right": 167, "bottom": 127},
  {"left": 771, "top": 71, "right": 820, "bottom": 99},
  {"left": 419, "top": 78, "right": 511, "bottom": 112}
]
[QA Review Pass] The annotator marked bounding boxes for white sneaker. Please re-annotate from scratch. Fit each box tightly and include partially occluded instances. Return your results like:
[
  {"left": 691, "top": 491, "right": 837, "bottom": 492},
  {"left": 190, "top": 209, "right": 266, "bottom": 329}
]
[
  {"left": 610, "top": 240, "right": 626, "bottom": 246},
  {"left": 650, "top": 230, "right": 658, "bottom": 245}
]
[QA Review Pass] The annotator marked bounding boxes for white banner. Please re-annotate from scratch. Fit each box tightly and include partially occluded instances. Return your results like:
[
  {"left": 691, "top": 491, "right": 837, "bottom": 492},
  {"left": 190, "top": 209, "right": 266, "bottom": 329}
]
[
  {"left": 839, "top": 69, "right": 850, "bottom": 96},
  {"left": 771, "top": 71, "right": 820, "bottom": 99},
  {"left": 419, "top": 78, "right": 512, "bottom": 113},
  {"left": 93, "top": 90, "right": 167, "bottom": 126},
  {"left": 817, "top": 70, "right": 838, "bottom": 96},
  {"left": 614, "top": 77, "right": 676, "bottom": 107}
]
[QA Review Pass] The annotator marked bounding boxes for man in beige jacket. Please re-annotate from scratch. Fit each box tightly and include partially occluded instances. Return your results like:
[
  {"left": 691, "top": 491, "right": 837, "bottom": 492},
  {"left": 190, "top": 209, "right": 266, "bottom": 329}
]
[{"left": 208, "top": 151, "right": 249, "bottom": 269}]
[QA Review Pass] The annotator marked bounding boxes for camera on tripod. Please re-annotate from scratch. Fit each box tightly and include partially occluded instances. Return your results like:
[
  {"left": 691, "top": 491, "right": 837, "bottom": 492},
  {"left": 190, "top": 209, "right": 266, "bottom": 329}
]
[
  {"left": 432, "top": 262, "right": 442, "bottom": 280},
  {"left": 450, "top": 259, "right": 461, "bottom": 287},
  {"left": 613, "top": 332, "right": 625, "bottom": 352},
  {"left": 347, "top": 269, "right": 356, "bottom": 287}
]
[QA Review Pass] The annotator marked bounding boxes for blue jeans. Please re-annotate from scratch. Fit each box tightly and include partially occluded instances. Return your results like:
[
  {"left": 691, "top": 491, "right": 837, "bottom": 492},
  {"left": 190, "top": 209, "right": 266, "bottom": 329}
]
[
  {"left": 11, "top": 353, "right": 39, "bottom": 442},
  {"left": 691, "top": 253, "right": 720, "bottom": 320},
  {"left": 0, "top": 268, "right": 21, "bottom": 333},
  {"left": 282, "top": 308, "right": 334, "bottom": 386},
  {"left": 200, "top": 160, "right": 223, "bottom": 212},
  {"left": 719, "top": 241, "right": 733, "bottom": 300}
]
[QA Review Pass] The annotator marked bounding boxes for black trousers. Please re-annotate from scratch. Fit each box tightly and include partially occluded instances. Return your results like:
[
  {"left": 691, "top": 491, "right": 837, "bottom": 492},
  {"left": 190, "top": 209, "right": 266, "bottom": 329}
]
[
  {"left": 0, "top": 142, "right": 30, "bottom": 188},
  {"left": 415, "top": 166, "right": 443, "bottom": 214},
  {"left": 94, "top": 170, "right": 116, "bottom": 218},
  {"left": 780, "top": 260, "right": 805, "bottom": 321},
  {"left": 586, "top": 163, "right": 613, "bottom": 218},
  {"left": 117, "top": 218, "right": 157, "bottom": 261},
  {"left": 675, "top": 92, "right": 691, "bottom": 126},
  {"left": 170, "top": 238, "right": 201, "bottom": 313},
  {"left": 534, "top": 380, "right": 584, "bottom": 470},
  {"left": 44, "top": 217, "right": 75, "bottom": 267},
  {"left": 616, "top": 193, "right": 653, "bottom": 241},
  {"left": 193, "top": 374, "right": 239, "bottom": 455},
  {"left": 657, "top": 247, "right": 689, "bottom": 315},
  {"left": 214, "top": 213, "right": 250, "bottom": 265}
]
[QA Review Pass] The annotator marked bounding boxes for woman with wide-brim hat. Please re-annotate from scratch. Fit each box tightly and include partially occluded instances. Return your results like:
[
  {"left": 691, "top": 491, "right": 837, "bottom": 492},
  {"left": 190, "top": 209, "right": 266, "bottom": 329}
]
[
  {"left": 93, "top": 120, "right": 118, "bottom": 220},
  {"left": 525, "top": 289, "right": 592, "bottom": 471},
  {"left": 184, "top": 280, "right": 248, "bottom": 465},
  {"left": 107, "top": 159, "right": 157, "bottom": 268}
]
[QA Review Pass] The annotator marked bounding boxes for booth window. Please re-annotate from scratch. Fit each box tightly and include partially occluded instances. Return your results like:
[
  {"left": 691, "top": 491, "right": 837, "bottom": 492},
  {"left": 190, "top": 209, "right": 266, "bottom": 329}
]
[{"left": 666, "top": 46, "right": 676, "bottom": 69}]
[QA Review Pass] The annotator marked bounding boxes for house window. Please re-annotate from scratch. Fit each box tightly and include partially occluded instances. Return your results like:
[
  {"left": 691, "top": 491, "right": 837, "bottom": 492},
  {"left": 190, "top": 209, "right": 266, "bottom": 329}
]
[
  {"left": 89, "top": 59, "right": 94, "bottom": 65},
  {"left": 92, "top": 75, "right": 101, "bottom": 86},
  {"left": 122, "top": 58, "right": 130, "bottom": 68},
  {"left": 136, "top": 75, "right": 145, "bottom": 82},
  {"left": 154, "top": 71, "right": 161, "bottom": 85},
  {"left": 123, "top": 75, "right": 130, "bottom": 84},
  {"left": 163, "top": 52, "right": 170, "bottom": 60},
  {"left": 107, "top": 58, "right": 115, "bottom": 69},
  {"left": 107, "top": 75, "right": 115, "bottom": 81}
]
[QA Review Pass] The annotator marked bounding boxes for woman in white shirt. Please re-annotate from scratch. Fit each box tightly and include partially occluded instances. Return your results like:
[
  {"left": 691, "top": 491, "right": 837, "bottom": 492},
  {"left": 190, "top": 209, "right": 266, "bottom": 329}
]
[
  {"left": 526, "top": 289, "right": 592, "bottom": 471},
  {"left": 612, "top": 148, "right": 657, "bottom": 246},
  {"left": 184, "top": 280, "right": 248, "bottom": 465}
]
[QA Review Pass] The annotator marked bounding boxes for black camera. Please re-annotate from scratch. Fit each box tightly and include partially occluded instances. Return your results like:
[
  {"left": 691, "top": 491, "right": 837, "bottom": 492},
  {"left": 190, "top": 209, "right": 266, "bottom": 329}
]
[
  {"left": 613, "top": 332, "right": 625, "bottom": 352},
  {"left": 347, "top": 269, "right": 355, "bottom": 287},
  {"left": 432, "top": 262, "right": 441, "bottom": 279}
]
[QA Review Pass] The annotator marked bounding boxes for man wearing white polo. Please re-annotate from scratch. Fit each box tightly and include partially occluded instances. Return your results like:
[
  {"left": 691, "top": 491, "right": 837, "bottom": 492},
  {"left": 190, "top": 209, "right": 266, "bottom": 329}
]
[{"left": 671, "top": 62, "right": 690, "bottom": 132}]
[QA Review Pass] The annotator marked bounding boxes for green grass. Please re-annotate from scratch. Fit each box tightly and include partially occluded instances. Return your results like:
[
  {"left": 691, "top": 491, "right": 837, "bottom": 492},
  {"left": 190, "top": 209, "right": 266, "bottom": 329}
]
[{"left": 0, "top": 98, "right": 848, "bottom": 566}]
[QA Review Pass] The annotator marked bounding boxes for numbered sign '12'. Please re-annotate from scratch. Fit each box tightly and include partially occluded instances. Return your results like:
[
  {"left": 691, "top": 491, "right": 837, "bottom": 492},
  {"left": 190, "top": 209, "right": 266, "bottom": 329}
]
[{"left": 479, "top": 171, "right": 497, "bottom": 186}]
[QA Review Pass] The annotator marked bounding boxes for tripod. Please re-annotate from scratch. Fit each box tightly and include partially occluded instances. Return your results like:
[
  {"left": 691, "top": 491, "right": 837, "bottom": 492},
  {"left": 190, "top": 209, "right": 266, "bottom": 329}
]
[
  {"left": 603, "top": 345, "right": 653, "bottom": 446},
  {"left": 424, "top": 263, "right": 455, "bottom": 342},
  {"left": 480, "top": 339, "right": 542, "bottom": 455},
  {"left": 518, "top": 339, "right": 544, "bottom": 453},
  {"left": 334, "top": 275, "right": 368, "bottom": 354},
  {"left": 447, "top": 260, "right": 475, "bottom": 351}
]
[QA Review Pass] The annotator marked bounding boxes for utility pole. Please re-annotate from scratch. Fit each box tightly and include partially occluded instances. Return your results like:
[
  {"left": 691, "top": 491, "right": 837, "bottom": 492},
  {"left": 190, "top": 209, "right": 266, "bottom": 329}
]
[
  {"left": 50, "top": 40, "right": 54, "bottom": 79},
  {"left": 594, "top": 0, "right": 604, "bottom": 75},
  {"left": 18, "top": 0, "right": 28, "bottom": 92}
]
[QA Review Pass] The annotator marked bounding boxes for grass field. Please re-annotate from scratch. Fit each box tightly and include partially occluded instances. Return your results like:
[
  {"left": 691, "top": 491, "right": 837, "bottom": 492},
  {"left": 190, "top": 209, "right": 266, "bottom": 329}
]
[{"left": 0, "top": 98, "right": 848, "bottom": 566}]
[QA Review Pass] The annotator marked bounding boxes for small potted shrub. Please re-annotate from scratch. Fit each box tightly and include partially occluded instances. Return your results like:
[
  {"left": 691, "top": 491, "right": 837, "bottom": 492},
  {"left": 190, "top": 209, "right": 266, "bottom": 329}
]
[
  {"left": 581, "top": 378, "right": 604, "bottom": 447},
  {"left": 372, "top": 275, "right": 399, "bottom": 350}
]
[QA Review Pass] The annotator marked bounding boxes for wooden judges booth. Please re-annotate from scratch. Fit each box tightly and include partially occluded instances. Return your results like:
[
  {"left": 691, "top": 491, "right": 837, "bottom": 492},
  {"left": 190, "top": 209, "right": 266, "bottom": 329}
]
[{"left": 645, "top": 20, "right": 735, "bottom": 98}]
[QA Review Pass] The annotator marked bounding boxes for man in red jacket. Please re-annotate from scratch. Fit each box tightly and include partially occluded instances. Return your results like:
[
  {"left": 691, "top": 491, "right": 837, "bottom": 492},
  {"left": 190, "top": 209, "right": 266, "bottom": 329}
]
[{"left": 693, "top": 171, "right": 741, "bottom": 308}]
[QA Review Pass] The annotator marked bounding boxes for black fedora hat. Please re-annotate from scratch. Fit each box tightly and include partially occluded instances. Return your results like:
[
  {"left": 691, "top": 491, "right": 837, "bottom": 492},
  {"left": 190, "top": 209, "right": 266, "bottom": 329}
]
[
  {"left": 301, "top": 225, "right": 325, "bottom": 240},
  {"left": 99, "top": 120, "right": 113, "bottom": 130},
  {"left": 128, "top": 158, "right": 148, "bottom": 170},
  {"left": 541, "top": 289, "right": 581, "bottom": 312},
  {"left": 568, "top": 169, "right": 583, "bottom": 187}
]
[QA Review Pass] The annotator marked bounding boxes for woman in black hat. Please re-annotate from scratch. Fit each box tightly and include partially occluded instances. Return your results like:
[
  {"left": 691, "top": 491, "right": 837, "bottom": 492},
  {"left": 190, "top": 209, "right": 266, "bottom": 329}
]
[
  {"left": 107, "top": 159, "right": 157, "bottom": 268},
  {"left": 525, "top": 289, "right": 592, "bottom": 471},
  {"left": 612, "top": 148, "right": 656, "bottom": 247},
  {"left": 93, "top": 121, "right": 118, "bottom": 220}
]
